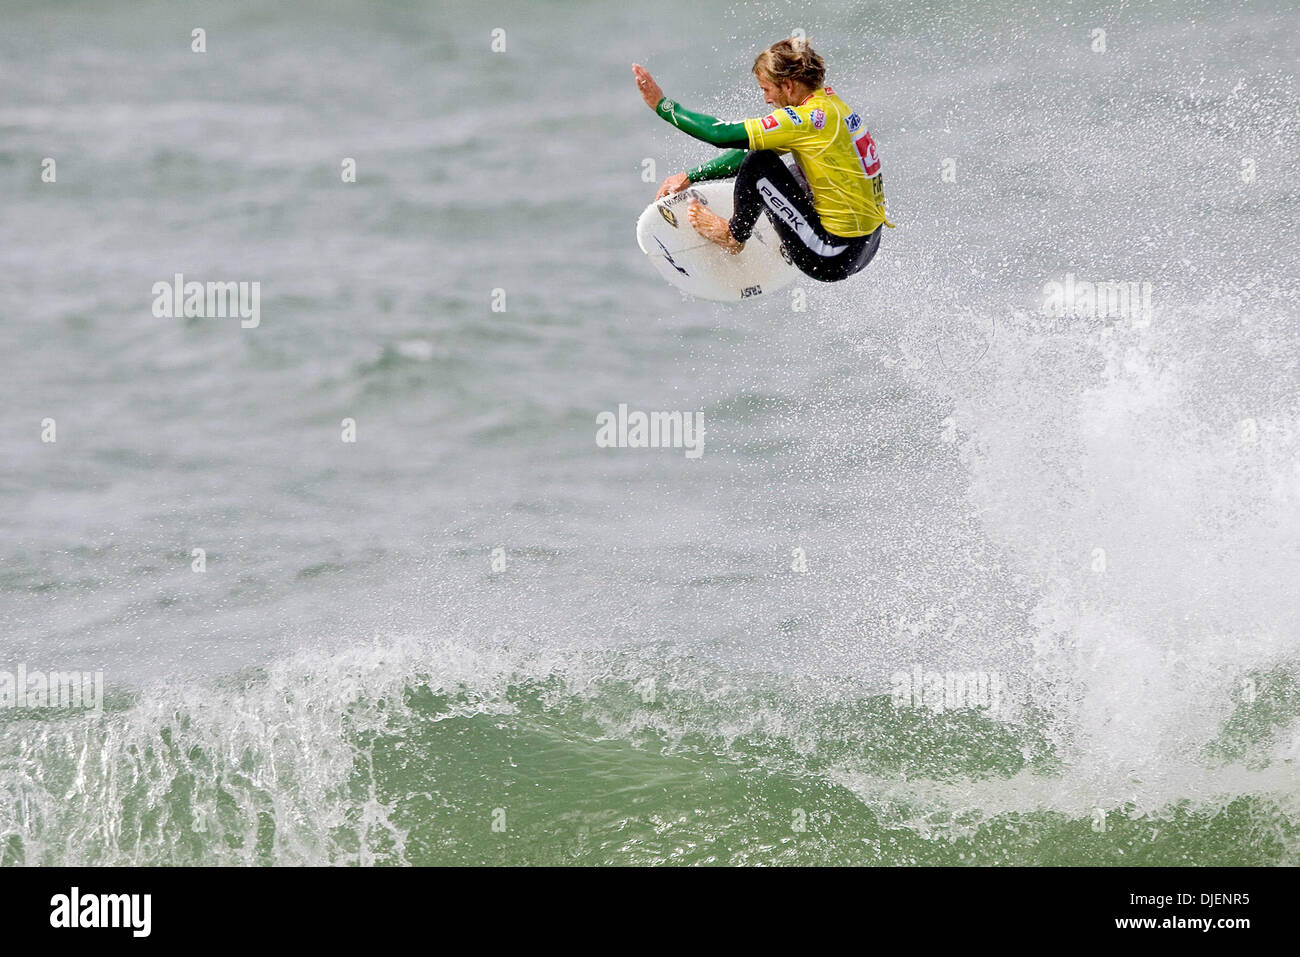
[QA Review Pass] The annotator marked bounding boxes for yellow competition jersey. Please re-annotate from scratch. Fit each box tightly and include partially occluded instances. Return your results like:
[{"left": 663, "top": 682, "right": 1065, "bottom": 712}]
[{"left": 743, "top": 86, "right": 892, "bottom": 238}]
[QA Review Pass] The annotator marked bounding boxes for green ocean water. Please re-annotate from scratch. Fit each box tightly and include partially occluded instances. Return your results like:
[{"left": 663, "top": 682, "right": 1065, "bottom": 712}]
[
  {"left": 1, "top": 0, "right": 1298, "bottom": 865},
  {"left": 3, "top": 642, "right": 1297, "bottom": 865}
]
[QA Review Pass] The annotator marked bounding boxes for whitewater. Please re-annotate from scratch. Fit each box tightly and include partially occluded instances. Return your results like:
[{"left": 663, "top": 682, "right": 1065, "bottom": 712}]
[{"left": 1, "top": 0, "right": 1296, "bottom": 864}]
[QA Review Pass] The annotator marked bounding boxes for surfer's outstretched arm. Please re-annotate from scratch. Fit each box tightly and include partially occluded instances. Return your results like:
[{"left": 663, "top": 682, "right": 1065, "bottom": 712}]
[
  {"left": 633, "top": 63, "right": 749, "bottom": 149},
  {"left": 651, "top": 99, "right": 749, "bottom": 149}
]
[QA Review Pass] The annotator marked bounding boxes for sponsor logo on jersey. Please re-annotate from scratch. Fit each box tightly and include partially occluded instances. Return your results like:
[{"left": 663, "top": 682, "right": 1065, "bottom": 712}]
[
  {"left": 845, "top": 112, "right": 863, "bottom": 134},
  {"left": 783, "top": 106, "right": 802, "bottom": 124},
  {"left": 659, "top": 99, "right": 676, "bottom": 112},
  {"left": 761, "top": 114, "right": 780, "bottom": 131},
  {"left": 824, "top": 85, "right": 835, "bottom": 95},
  {"left": 810, "top": 108, "right": 825, "bottom": 129},
  {"left": 854, "top": 130, "right": 881, "bottom": 177}
]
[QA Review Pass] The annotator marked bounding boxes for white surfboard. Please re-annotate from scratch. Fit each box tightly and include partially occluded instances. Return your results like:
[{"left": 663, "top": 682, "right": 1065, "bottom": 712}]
[{"left": 635, "top": 179, "right": 799, "bottom": 302}]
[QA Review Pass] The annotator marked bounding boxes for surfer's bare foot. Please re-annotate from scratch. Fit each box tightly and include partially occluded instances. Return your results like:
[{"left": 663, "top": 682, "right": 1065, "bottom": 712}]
[{"left": 688, "top": 202, "right": 743, "bottom": 254}]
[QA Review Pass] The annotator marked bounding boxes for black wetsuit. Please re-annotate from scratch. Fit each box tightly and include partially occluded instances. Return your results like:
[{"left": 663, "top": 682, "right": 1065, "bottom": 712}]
[{"left": 729, "top": 150, "right": 881, "bottom": 282}]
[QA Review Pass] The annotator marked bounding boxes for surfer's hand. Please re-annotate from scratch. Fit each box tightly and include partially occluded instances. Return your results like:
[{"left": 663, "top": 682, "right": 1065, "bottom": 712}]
[
  {"left": 632, "top": 63, "right": 664, "bottom": 110},
  {"left": 656, "top": 173, "right": 691, "bottom": 199}
]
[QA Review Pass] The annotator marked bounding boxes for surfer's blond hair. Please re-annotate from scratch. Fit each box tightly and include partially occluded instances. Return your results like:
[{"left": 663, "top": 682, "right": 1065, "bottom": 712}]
[{"left": 753, "top": 36, "right": 826, "bottom": 90}]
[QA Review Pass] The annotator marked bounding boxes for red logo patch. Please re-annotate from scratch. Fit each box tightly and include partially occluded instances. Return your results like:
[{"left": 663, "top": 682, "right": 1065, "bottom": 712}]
[
  {"left": 824, "top": 85, "right": 834, "bottom": 95},
  {"left": 761, "top": 114, "right": 779, "bottom": 131},
  {"left": 855, "top": 131, "right": 881, "bottom": 177}
]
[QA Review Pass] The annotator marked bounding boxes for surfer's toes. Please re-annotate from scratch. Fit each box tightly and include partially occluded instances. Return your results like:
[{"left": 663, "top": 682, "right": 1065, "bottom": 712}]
[{"left": 688, "top": 203, "right": 743, "bottom": 254}]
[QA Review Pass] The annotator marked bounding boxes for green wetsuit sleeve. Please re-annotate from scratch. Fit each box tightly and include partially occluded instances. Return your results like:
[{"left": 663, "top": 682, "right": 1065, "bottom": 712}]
[
  {"left": 687, "top": 149, "right": 746, "bottom": 182},
  {"left": 655, "top": 97, "right": 749, "bottom": 149}
]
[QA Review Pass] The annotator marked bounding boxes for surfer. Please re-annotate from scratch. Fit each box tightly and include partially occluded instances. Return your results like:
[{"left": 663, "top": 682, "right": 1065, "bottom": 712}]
[{"left": 632, "top": 38, "right": 893, "bottom": 282}]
